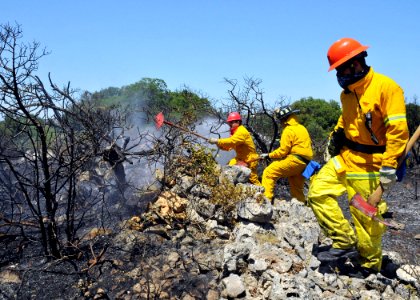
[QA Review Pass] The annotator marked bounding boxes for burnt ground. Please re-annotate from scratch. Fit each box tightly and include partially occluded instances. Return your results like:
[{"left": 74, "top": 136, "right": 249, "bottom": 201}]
[
  {"left": 336, "top": 164, "right": 420, "bottom": 265},
  {"left": 276, "top": 163, "right": 420, "bottom": 265},
  {"left": 382, "top": 164, "right": 419, "bottom": 264},
  {"left": 0, "top": 165, "right": 418, "bottom": 299}
]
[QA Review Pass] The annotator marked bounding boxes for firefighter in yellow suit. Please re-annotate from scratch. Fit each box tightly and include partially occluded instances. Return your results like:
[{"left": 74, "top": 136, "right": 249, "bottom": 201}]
[
  {"left": 260, "top": 106, "right": 313, "bottom": 202},
  {"left": 308, "top": 38, "right": 409, "bottom": 277},
  {"left": 208, "top": 112, "right": 261, "bottom": 185}
]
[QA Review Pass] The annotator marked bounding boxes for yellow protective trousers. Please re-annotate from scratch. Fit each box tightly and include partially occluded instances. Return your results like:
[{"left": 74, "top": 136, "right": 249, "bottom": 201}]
[
  {"left": 229, "top": 157, "right": 261, "bottom": 185},
  {"left": 308, "top": 160, "right": 387, "bottom": 271},
  {"left": 262, "top": 155, "right": 306, "bottom": 201}
]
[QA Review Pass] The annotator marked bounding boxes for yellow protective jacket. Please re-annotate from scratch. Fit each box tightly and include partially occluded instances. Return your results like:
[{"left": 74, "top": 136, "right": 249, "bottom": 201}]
[
  {"left": 217, "top": 125, "right": 259, "bottom": 163},
  {"left": 269, "top": 115, "right": 313, "bottom": 161},
  {"left": 332, "top": 67, "right": 409, "bottom": 174}
]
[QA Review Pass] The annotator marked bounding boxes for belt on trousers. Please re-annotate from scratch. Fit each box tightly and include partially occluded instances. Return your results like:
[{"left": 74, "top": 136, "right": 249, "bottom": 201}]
[
  {"left": 292, "top": 154, "right": 310, "bottom": 164},
  {"left": 344, "top": 137, "right": 385, "bottom": 154}
]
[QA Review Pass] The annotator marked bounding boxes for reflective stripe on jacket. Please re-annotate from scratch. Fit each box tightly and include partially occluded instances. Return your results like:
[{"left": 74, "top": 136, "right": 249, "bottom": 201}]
[
  {"left": 217, "top": 125, "right": 259, "bottom": 162},
  {"left": 334, "top": 67, "right": 409, "bottom": 173},
  {"left": 269, "top": 115, "right": 313, "bottom": 161}
]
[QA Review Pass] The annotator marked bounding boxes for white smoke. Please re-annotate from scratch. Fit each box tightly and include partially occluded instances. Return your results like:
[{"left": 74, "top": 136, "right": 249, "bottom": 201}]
[
  {"left": 194, "top": 117, "right": 235, "bottom": 165},
  {"left": 112, "top": 113, "right": 237, "bottom": 192}
]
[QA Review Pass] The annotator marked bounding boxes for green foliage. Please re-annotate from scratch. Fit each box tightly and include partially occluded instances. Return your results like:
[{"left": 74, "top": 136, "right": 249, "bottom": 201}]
[
  {"left": 292, "top": 97, "right": 341, "bottom": 142},
  {"left": 168, "top": 89, "right": 211, "bottom": 118},
  {"left": 0, "top": 115, "right": 57, "bottom": 150},
  {"left": 210, "top": 177, "right": 243, "bottom": 213},
  {"left": 0, "top": 115, "right": 17, "bottom": 137},
  {"left": 184, "top": 144, "right": 220, "bottom": 186},
  {"left": 163, "top": 141, "right": 258, "bottom": 227},
  {"left": 91, "top": 86, "right": 121, "bottom": 101},
  {"left": 165, "top": 143, "right": 220, "bottom": 188},
  {"left": 91, "top": 78, "right": 169, "bottom": 109},
  {"left": 210, "top": 177, "right": 261, "bottom": 227},
  {"left": 406, "top": 100, "right": 420, "bottom": 135},
  {"left": 89, "top": 78, "right": 211, "bottom": 119}
]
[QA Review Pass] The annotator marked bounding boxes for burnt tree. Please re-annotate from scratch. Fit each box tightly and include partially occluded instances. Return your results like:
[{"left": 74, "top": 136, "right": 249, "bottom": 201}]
[
  {"left": 0, "top": 23, "right": 126, "bottom": 258},
  {"left": 216, "top": 77, "right": 289, "bottom": 153}
]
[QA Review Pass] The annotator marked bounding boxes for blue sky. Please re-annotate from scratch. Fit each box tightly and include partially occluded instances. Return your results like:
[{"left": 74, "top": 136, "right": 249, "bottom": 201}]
[{"left": 3, "top": 1, "right": 419, "bottom": 105}]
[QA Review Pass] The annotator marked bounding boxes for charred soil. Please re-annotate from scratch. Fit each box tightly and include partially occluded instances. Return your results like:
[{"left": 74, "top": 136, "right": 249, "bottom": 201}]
[{"left": 0, "top": 166, "right": 419, "bottom": 299}]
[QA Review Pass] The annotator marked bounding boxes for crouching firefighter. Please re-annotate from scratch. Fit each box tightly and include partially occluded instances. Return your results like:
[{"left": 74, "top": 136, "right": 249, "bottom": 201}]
[
  {"left": 260, "top": 106, "right": 313, "bottom": 202},
  {"left": 208, "top": 112, "right": 261, "bottom": 185},
  {"left": 308, "top": 37, "right": 409, "bottom": 277}
]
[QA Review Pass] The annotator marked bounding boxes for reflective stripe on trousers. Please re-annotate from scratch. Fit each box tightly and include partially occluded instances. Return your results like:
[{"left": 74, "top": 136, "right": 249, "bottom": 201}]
[{"left": 308, "top": 159, "right": 387, "bottom": 271}]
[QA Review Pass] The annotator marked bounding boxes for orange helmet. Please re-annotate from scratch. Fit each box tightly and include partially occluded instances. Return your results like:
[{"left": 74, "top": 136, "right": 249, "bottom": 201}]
[
  {"left": 327, "top": 38, "right": 369, "bottom": 71},
  {"left": 227, "top": 112, "right": 242, "bottom": 122}
]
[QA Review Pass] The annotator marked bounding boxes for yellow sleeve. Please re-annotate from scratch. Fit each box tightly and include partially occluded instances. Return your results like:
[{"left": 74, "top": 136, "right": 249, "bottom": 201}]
[
  {"left": 381, "top": 83, "right": 409, "bottom": 168},
  {"left": 333, "top": 115, "right": 344, "bottom": 132},
  {"left": 217, "top": 126, "right": 246, "bottom": 151},
  {"left": 269, "top": 127, "right": 292, "bottom": 159}
]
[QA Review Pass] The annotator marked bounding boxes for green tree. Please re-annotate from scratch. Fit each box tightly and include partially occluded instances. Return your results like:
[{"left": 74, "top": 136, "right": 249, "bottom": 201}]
[
  {"left": 89, "top": 78, "right": 212, "bottom": 130},
  {"left": 90, "top": 78, "right": 170, "bottom": 110},
  {"left": 406, "top": 96, "right": 420, "bottom": 163},
  {"left": 90, "top": 78, "right": 212, "bottom": 112},
  {"left": 406, "top": 96, "right": 419, "bottom": 136},
  {"left": 125, "top": 78, "right": 170, "bottom": 110},
  {"left": 292, "top": 97, "right": 341, "bottom": 146},
  {"left": 168, "top": 89, "right": 211, "bottom": 117}
]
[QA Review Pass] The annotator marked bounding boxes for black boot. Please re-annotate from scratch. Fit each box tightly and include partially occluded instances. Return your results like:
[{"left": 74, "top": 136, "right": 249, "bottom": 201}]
[
  {"left": 317, "top": 246, "right": 358, "bottom": 262},
  {"left": 346, "top": 265, "right": 377, "bottom": 279}
]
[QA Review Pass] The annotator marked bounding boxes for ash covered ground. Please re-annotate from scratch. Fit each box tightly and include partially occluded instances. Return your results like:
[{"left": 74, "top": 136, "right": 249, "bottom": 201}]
[
  {"left": 382, "top": 164, "right": 419, "bottom": 264},
  {"left": 335, "top": 164, "right": 420, "bottom": 265},
  {"left": 0, "top": 164, "right": 418, "bottom": 299}
]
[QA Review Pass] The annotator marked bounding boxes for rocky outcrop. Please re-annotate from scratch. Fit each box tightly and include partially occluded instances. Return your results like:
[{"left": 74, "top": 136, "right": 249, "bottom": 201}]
[
  {"left": 120, "top": 164, "right": 420, "bottom": 299},
  {"left": 2, "top": 164, "right": 417, "bottom": 299}
]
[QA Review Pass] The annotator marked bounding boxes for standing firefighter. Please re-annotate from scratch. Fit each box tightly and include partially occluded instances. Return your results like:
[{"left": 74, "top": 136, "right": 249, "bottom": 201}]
[
  {"left": 308, "top": 38, "right": 409, "bottom": 277},
  {"left": 208, "top": 112, "right": 261, "bottom": 185},
  {"left": 260, "top": 106, "right": 313, "bottom": 202}
]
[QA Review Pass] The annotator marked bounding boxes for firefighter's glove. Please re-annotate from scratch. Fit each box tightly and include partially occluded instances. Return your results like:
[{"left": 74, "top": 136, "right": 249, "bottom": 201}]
[
  {"left": 327, "top": 128, "right": 345, "bottom": 157},
  {"left": 259, "top": 153, "right": 269, "bottom": 160},
  {"left": 208, "top": 138, "right": 219, "bottom": 145},
  {"left": 379, "top": 166, "right": 396, "bottom": 191}
]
